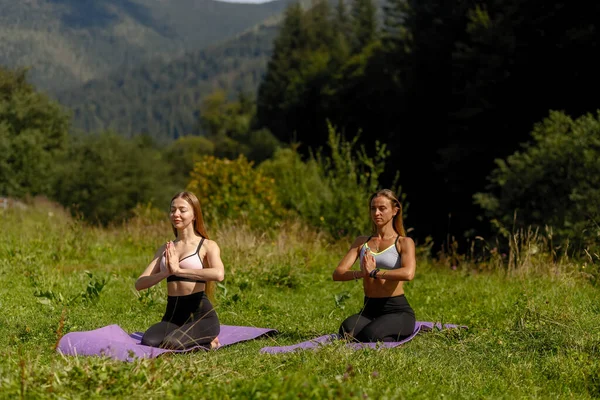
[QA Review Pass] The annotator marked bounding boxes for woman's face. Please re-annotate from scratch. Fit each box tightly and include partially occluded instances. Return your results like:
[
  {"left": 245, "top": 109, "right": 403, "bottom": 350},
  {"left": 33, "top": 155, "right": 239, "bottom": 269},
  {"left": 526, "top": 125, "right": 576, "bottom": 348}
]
[
  {"left": 170, "top": 198, "right": 195, "bottom": 230},
  {"left": 370, "top": 196, "right": 397, "bottom": 227}
]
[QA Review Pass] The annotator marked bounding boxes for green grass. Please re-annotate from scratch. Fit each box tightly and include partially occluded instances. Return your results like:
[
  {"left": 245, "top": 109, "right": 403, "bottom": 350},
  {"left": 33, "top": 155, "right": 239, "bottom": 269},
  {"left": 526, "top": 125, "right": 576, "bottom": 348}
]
[{"left": 1, "top": 199, "right": 599, "bottom": 399}]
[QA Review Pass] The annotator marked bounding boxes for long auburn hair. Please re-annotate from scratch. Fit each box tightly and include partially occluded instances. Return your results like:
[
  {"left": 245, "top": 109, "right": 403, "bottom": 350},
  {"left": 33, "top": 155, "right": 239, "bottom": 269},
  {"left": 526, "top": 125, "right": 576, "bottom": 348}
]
[
  {"left": 369, "top": 189, "right": 406, "bottom": 236},
  {"left": 170, "top": 191, "right": 215, "bottom": 300}
]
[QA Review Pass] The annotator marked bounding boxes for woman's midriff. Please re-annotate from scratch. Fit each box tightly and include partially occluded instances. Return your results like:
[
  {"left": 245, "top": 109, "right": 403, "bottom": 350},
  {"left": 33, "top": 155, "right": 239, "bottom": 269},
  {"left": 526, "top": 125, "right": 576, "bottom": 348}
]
[
  {"left": 167, "top": 281, "right": 206, "bottom": 297},
  {"left": 363, "top": 279, "right": 404, "bottom": 298}
]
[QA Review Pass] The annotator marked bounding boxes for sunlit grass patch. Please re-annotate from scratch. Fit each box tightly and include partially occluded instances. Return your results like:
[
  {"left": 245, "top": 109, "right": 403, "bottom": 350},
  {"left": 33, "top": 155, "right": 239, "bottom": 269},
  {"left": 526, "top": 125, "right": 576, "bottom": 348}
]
[{"left": 1, "top": 199, "right": 599, "bottom": 398}]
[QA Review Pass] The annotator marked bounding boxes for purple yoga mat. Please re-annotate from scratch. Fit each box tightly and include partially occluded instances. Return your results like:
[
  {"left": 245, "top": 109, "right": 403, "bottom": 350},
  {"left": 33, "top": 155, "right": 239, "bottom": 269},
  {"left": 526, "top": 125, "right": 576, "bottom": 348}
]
[
  {"left": 57, "top": 324, "right": 277, "bottom": 362},
  {"left": 259, "top": 321, "right": 466, "bottom": 354}
]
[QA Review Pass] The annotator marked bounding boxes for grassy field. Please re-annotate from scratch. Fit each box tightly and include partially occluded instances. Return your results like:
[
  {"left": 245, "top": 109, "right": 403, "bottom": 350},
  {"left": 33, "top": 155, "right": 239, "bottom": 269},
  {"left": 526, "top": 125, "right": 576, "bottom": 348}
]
[{"left": 1, "top": 199, "right": 599, "bottom": 399}]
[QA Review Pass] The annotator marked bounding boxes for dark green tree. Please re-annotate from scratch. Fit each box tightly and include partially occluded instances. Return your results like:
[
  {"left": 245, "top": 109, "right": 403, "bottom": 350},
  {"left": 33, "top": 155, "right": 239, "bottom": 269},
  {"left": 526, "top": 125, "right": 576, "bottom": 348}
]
[
  {"left": 199, "top": 89, "right": 280, "bottom": 162},
  {"left": 256, "top": 1, "right": 349, "bottom": 153},
  {"left": 442, "top": 0, "right": 600, "bottom": 246},
  {"left": 305, "top": 0, "right": 336, "bottom": 49},
  {"left": 54, "top": 132, "right": 174, "bottom": 225},
  {"left": 380, "top": 0, "right": 411, "bottom": 84},
  {"left": 0, "top": 67, "right": 70, "bottom": 198},
  {"left": 474, "top": 110, "right": 600, "bottom": 253},
  {"left": 256, "top": 2, "right": 307, "bottom": 142},
  {"left": 164, "top": 135, "right": 215, "bottom": 186},
  {"left": 334, "top": 0, "right": 350, "bottom": 34},
  {"left": 350, "top": 0, "right": 378, "bottom": 54},
  {"left": 329, "top": 0, "right": 352, "bottom": 67}
]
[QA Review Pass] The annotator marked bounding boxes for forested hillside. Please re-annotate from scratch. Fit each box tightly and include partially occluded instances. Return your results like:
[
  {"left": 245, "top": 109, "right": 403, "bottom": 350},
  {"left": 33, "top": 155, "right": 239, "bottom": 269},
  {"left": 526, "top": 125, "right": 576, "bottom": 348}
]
[
  {"left": 2, "top": 0, "right": 599, "bottom": 254},
  {"left": 49, "top": 0, "right": 381, "bottom": 140},
  {"left": 0, "top": 0, "right": 294, "bottom": 93},
  {"left": 252, "top": 0, "right": 600, "bottom": 249},
  {"left": 56, "top": 18, "right": 281, "bottom": 140}
]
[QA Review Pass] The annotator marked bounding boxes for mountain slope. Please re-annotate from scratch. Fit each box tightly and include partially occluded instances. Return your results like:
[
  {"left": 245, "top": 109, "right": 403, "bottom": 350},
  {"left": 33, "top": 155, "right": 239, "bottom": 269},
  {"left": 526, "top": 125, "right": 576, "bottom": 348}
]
[
  {"left": 0, "top": 0, "right": 293, "bottom": 93},
  {"left": 56, "top": 17, "right": 281, "bottom": 140}
]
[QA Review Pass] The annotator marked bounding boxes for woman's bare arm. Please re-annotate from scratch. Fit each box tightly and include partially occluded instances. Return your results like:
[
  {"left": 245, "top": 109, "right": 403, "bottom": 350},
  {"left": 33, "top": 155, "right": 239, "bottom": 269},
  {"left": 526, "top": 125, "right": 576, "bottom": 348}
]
[
  {"left": 332, "top": 236, "right": 369, "bottom": 281},
  {"left": 135, "top": 244, "right": 170, "bottom": 290}
]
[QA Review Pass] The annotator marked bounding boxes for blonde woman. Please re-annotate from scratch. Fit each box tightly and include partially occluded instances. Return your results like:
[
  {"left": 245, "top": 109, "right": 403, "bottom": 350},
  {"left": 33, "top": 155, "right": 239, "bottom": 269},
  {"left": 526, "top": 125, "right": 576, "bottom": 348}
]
[{"left": 332, "top": 189, "right": 416, "bottom": 342}]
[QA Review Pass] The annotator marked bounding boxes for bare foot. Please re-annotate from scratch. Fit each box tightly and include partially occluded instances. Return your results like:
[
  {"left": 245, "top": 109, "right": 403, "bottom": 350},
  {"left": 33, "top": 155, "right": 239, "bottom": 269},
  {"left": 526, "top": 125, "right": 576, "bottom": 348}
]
[{"left": 210, "top": 337, "right": 221, "bottom": 350}]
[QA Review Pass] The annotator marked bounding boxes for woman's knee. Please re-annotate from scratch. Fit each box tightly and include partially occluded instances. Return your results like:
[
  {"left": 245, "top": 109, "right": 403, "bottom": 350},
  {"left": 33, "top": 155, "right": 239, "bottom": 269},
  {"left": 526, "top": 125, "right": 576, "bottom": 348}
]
[
  {"left": 161, "top": 335, "right": 188, "bottom": 350},
  {"left": 339, "top": 316, "right": 355, "bottom": 333},
  {"left": 355, "top": 325, "right": 379, "bottom": 342},
  {"left": 339, "top": 315, "right": 365, "bottom": 339},
  {"left": 141, "top": 321, "right": 178, "bottom": 347},
  {"left": 163, "top": 335, "right": 214, "bottom": 350},
  {"left": 141, "top": 332, "right": 164, "bottom": 347},
  {"left": 356, "top": 316, "right": 416, "bottom": 342},
  {"left": 339, "top": 323, "right": 353, "bottom": 338}
]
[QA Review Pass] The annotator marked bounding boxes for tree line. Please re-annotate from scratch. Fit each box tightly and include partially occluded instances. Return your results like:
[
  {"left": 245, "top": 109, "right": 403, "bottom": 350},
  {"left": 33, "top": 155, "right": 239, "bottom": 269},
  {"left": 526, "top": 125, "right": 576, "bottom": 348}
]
[
  {"left": 0, "top": 66, "right": 385, "bottom": 241},
  {"left": 2, "top": 0, "right": 599, "bottom": 257},
  {"left": 252, "top": 0, "right": 600, "bottom": 253}
]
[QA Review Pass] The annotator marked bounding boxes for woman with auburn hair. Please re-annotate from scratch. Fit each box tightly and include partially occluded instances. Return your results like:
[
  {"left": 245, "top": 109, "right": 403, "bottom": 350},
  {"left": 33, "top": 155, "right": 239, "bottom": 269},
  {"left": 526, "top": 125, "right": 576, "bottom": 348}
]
[
  {"left": 332, "top": 189, "right": 416, "bottom": 342},
  {"left": 135, "top": 191, "right": 224, "bottom": 349}
]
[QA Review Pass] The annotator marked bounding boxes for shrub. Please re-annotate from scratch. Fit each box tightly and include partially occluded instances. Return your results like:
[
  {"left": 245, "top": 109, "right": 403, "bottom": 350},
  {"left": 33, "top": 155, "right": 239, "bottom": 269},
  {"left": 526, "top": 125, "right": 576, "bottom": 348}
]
[
  {"left": 54, "top": 132, "right": 175, "bottom": 225},
  {"left": 163, "top": 135, "right": 215, "bottom": 184},
  {"left": 187, "top": 154, "right": 287, "bottom": 230},
  {"left": 260, "top": 122, "right": 400, "bottom": 238},
  {"left": 474, "top": 110, "right": 600, "bottom": 255},
  {"left": 0, "top": 67, "right": 70, "bottom": 198}
]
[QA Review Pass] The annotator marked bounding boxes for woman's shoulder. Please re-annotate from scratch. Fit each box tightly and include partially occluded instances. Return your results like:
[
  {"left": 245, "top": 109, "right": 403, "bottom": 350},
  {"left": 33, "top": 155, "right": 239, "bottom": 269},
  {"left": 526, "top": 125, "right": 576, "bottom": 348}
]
[
  {"left": 202, "top": 238, "right": 221, "bottom": 252},
  {"left": 152, "top": 242, "right": 168, "bottom": 258},
  {"left": 351, "top": 235, "right": 371, "bottom": 248},
  {"left": 396, "top": 235, "right": 415, "bottom": 251}
]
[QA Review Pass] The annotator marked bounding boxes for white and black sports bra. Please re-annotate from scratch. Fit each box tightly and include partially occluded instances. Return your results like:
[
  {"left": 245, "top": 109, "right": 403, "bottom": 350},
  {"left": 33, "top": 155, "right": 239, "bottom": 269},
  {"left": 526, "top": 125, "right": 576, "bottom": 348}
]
[
  {"left": 160, "top": 237, "right": 206, "bottom": 283},
  {"left": 359, "top": 236, "right": 402, "bottom": 270}
]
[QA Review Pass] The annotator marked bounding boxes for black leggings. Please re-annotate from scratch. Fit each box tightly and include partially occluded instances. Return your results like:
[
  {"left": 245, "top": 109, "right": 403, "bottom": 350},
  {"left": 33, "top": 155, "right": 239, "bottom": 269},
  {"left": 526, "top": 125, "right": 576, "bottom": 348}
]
[
  {"left": 339, "top": 295, "right": 415, "bottom": 342},
  {"left": 141, "top": 291, "right": 220, "bottom": 350}
]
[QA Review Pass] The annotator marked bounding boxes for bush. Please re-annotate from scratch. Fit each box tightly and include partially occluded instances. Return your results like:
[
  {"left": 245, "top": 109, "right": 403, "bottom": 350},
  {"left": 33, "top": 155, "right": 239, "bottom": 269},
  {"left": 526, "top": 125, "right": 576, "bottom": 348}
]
[
  {"left": 0, "top": 67, "right": 70, "bottom": 197},
  {"left": 54, "top": 132, "right": 175, "bottom": 225},
  {"left": 260, "top": 123, "right": 400, "bottom": 239},
  {"left": 187, "top": 154, "right": 287, "bottom": 230},
  {"left": 474, "top": 110, "right": 600, "bottom": 255},
  {"left": 163, "top": 135, "right": 215, "bottom": 184}
]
